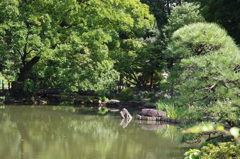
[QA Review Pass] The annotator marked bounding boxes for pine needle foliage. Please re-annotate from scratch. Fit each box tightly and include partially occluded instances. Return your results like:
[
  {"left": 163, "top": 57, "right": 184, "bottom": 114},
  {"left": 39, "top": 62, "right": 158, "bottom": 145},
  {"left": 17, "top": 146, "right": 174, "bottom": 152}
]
[
  {"left": 163, "top": 2, "right": 205, "bottom": 43},
  {"left": 165, "top": 22, "right": 240, "bottom": 122}
]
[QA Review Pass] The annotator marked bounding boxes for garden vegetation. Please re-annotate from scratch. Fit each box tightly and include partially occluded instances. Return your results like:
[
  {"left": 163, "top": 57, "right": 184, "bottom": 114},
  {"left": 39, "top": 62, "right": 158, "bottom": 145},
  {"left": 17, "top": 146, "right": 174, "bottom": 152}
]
[{"left": 0, "top": 0, "right": 239, "bottom": 158}]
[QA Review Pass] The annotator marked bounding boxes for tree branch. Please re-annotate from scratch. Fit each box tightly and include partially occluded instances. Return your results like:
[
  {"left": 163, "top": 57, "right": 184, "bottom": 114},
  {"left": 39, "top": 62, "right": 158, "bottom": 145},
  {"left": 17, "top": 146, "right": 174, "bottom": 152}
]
[{"left": 206, "top": 134, "right": 224, "bottom": 142}]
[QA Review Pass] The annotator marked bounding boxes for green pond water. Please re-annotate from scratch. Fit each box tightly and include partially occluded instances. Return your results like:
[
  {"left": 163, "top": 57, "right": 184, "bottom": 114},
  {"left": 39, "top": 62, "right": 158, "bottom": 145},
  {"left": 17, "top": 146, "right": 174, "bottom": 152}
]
[{"left": 0, "top": 106, "right": 190, "bottom": 159}]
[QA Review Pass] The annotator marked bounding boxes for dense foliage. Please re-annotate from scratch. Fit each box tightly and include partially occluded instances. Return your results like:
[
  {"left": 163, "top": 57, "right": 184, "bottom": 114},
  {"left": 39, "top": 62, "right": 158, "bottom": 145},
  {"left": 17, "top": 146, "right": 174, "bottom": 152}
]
[
  {"left": 190, "top": 0, "right": 240, "bottom": 44},
  {"left": 184, "top": 142, "right": 240, "bottom": 159},
  {"left": 201, "top": 142, "right": 240, "bottom": 159},
  {"left": 166, "top": 22, "right": 240, "bottom": 123},
  {"left": 163, "top": 2, "right": 205, "bottom": 42},
  {"left": 0, "top": 0, "right": 154, "bottom": 95},
  {"left": 1, "top": 0, "right": 240, "bottom": 158},
  {"left": 140, "top": 0, "right": 182, "bottom": 29}
]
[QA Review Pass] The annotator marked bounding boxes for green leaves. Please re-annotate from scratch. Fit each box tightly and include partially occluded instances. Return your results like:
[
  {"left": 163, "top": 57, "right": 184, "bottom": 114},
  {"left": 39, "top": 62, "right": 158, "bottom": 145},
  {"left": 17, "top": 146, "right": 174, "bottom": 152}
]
[
  {"left": 201, "top": 142, "right": 240, "bottom": 159},
  {"left": 163, "top": 3, "right": 205, "bottom": 42},
  {"left": 182, "top": 123, "right": 220, "bottom": 134},
  {"left": 165, "top": 22, "right": 240, "bottom": 122},
  {"left": 184, "top": 149, "right": 201, "bottom": 159},
  {"left": 230, "top": 127, "right": 240, "bottom": 139},
  {"left": 183, "top": 122, "right": 240, "bottom": 143},
  {"left": 0, "top": 0, "right": 154, "bottom": 95},
  {"left": 192, "top": 0, "right": 240, "bottom": 44},
  {"left": 185, "top": 142, "right": 240, "bottom": 159}
]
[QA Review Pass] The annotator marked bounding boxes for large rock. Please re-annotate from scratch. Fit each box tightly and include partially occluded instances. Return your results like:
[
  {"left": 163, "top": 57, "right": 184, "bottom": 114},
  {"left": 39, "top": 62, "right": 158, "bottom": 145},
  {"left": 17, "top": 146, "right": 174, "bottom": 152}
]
[
  {"left": 139, "top": 109, "right": 166, "bottom": 117},
  {"left": 106, "top": 99, "right": 120, "bottom": 107}
]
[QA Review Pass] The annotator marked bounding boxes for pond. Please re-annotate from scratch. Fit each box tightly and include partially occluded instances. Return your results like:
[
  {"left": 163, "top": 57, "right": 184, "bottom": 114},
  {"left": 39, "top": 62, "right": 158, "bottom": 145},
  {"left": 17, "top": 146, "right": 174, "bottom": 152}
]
[{"left": 0, "top": 106, "right": 190, "bottom": 159}]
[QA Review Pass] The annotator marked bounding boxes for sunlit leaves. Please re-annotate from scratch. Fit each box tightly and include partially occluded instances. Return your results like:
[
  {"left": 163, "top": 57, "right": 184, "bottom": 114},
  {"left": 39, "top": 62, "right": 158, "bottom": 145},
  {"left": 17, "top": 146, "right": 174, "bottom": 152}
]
[
  {"left": 184, "top": 149, "right": 201, "bottom": 159},
  {"left": 230, "top": 127, "right": 240, "bottom": 139},
  {"left": 183, "top": 122, "right": 240, "bottom": 143},
  {"left": 182, "top": 123, "right": 215, "bottom": 134},
  {"left": 163, "top": 2, "right": 205, "bottom": 42},
  {"left": 0, "top": 0, "right": 19, "bottom": 19},
  {"left": 0, "top": 0, "right": 154, "bottom": 95},
  {"left": 191, "top": 0, "right": 240, "bottom": 44},
  {"left": 165, "top": 22, "right": 240, "bottom": 122}
]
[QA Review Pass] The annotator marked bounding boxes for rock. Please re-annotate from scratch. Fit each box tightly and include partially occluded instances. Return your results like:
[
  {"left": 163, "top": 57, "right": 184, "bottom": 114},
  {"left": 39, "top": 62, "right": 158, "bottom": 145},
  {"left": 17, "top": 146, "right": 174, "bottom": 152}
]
[
  {"left": 108, "top": 108, "right": 119, "bottom": 112},
  {"left": 100, "top": 101, "right": 107, "bottom": 107},
  {"left": 120, "top": 108, "right": 132, "bottom": 119},
  {"left": 136, "top": 115, "right": 162, "bottom": 121},
  {"left": 136, "top": 113, "right": 187, "bottom": 124},
  {"left": 139, "top": 109, "right": 166, "bottom": 117},
  {"left": 106, "top": 99, "right": 120, "bottom": 107},
  {"left": 108, "top": 99, "right": 120, "bottom": 103}
]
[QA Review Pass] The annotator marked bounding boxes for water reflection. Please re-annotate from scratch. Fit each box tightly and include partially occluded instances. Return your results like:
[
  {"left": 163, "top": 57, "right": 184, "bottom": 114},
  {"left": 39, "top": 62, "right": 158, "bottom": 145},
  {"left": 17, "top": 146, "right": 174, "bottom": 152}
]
[
  {"left": 0, "top": 106, "right": 189, "bottom": 159},
  {"left": 120, "top": 118, "right": 132, "bottom": 128},
  {"left": 139, "top": 122, "right": 166, "bottom": 131}
]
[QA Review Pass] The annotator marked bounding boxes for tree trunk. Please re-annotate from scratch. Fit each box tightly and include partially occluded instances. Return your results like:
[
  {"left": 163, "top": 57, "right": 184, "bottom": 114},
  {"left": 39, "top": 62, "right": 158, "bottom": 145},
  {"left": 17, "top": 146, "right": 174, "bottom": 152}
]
[
  {"left": 166, "top": 0, "right": 171, "bottom": 15},
  {"left": 17, "top": 56, "right": 40, "bottom": 82},
  {"left": 11, "top": 56, "right": 40, "bottom": 98},
  {"left": 179, "top": 0, "right": 183, "bottom": 5},
  {"left": 149, "top": 73, "right": 154, "bottom": 91}
]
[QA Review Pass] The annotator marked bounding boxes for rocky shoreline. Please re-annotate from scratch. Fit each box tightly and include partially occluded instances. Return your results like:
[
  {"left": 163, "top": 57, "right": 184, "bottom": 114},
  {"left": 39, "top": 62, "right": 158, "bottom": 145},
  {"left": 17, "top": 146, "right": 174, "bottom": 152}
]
[{"left": 136, "top": 114, "right": 187, "bottom": 124}]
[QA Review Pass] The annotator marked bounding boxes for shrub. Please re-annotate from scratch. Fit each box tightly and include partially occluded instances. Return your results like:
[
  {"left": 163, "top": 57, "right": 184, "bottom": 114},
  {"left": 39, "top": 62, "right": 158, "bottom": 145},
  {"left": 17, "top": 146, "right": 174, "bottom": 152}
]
[
  {"left": 118, "top": 88, "right": 134, "bottom": 101},
  {"left": 184, "top": 149, "right": 202, "bottom": 159},
  {"left": 201, "top": 142, "right": 240, "bottom": 159},
  {"left": 165, "top": 22, "right": 240, "bottom": 122}
]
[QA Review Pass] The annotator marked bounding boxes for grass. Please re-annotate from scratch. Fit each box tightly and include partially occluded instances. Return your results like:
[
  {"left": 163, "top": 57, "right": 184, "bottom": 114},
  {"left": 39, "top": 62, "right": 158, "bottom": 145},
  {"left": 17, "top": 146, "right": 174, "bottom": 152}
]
[{"left": 156, "top": 100, "right": 188, "bottom": 119}]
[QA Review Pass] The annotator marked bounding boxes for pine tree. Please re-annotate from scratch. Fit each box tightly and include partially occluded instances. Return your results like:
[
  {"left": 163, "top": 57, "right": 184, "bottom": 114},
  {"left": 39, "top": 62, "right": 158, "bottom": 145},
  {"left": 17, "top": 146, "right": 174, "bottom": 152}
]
[{"left": 165, "top": 22, "right": 240, "bottom": 123}]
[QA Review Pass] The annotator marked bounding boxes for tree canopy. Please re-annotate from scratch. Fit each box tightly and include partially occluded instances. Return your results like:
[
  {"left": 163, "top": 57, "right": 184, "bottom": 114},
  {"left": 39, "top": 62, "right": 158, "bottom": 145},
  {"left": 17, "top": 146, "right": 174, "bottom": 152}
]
[
  {"left": 166, "top": 22, "right": 240, "bottom": 122},
  {"left": 0, "top": 0, "right": 155, "bottom": 95},
  {"left": 189, "top": 0, "right": 240, "bottom": 44},
  {"left": 1, "top": 1, "right": 240, "bottom": 156},
  {"left": 163, "top": 2, "right": 205, "bottom": 42}
]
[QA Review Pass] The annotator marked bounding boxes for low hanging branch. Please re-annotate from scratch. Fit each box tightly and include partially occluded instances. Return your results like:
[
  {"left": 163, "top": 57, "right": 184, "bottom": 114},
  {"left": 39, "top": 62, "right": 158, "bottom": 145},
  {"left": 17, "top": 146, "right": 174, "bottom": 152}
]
[
  {"left": 185, "top": 131, "right": 225, "bottom": 144},
  {"left": 206, "top": 134, "right": 224, "bottom": 142},
  {"left": 195, "top": 83, "right": 217, "bottom": 92}
]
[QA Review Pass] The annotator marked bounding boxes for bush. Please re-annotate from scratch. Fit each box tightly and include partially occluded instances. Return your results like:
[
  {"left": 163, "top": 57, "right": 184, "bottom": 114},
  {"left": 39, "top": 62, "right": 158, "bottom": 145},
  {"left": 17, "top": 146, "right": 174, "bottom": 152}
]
[
  {"left": 184, "top": 142, "right": 240, "bottom": 159},
  {"left": 184, "top": 149, "right": 202, "bottom": 159},
  {"left": 201, "top": 142, "right": 240, "bottom": 159},
  {"left": 165, "top": 22, "right": 240, "bottom": 122},
  {"left": 118, "top": 88, "right": 134, "bottom": 101}
]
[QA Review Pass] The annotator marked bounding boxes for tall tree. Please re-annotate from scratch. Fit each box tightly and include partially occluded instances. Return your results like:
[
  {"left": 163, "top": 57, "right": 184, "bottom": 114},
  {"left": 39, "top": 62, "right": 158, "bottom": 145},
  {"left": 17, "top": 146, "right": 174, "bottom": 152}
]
[
  {"left": 140, "top": 0, "right": 183, "bottom": 29},
  {"left": 0, "top": 0, "right": 155, "bottom": 95},
  {"left": 189, "top": 0, "right": 240, "bottom": 44},
  {"left": 165, "top": 22, "right": 240, "bottom": 124},
  {"left": 110, "top": 28, "right": 164, "bottom": 90},
  {"left": 161, "top": 2, "right": 205, "bottom": 95},
  {"left": 163, "top": 2, "right": 205, "bottom": 43}
]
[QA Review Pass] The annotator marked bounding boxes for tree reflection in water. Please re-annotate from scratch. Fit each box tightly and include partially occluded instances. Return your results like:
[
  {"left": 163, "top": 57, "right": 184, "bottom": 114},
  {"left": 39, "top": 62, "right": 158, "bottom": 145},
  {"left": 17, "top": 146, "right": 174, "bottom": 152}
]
[{"left": 0, "top": 106, "right": 189, "bottom": 159}]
